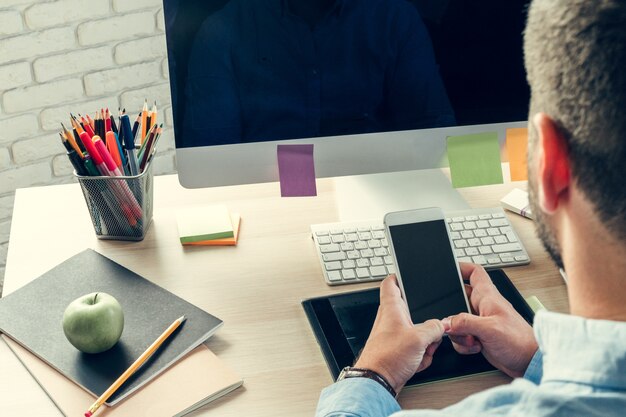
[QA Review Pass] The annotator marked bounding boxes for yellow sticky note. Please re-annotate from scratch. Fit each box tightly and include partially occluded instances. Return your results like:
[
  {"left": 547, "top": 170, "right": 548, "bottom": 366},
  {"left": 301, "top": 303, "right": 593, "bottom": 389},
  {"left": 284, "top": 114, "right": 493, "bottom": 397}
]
[
  {"left": 184, "top": 214, "right": 241, "bottom": 246},
  {"left": 506, "top": 128, "right": 529, "bottom": 181},
  {"left": 176, "top": 205, "right": 234, "bottom": 244}
]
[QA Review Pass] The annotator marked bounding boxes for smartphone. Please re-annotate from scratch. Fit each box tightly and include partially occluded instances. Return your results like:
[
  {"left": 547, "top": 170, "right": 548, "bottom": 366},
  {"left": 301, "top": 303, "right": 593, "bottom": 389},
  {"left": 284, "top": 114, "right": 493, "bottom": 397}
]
[{"left": 384, "top": 207, "right": 470, "bottom": 324}]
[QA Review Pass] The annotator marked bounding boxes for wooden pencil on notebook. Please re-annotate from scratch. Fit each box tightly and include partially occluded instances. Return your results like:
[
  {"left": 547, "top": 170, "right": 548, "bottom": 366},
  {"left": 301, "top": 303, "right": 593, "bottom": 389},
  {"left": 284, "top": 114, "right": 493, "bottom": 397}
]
[{"left": 84, "top": 315, "right": 187, "bottom": 417}]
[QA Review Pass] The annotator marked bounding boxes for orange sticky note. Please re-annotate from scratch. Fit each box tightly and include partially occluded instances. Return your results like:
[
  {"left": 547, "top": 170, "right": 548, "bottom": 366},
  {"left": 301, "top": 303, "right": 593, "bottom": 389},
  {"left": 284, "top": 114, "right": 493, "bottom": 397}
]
[
  {"left": 184, "top": 214, "right": 241, "bottom": 246},
  {"left": 506, "top": 128, "right": 528, "bottom": 181}
]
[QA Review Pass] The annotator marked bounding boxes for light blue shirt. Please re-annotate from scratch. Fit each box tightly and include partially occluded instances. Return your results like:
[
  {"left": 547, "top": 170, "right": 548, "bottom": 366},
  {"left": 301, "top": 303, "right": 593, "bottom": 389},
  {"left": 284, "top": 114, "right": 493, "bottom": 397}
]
[{"left": 316, "top": 311, "right": 626, "bottom": 417}]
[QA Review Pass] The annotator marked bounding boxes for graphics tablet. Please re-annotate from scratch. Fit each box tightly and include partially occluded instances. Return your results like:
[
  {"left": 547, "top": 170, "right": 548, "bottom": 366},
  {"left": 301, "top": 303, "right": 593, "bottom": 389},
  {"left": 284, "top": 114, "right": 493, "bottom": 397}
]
[{"left": 302, "top": 269, "right": 534, "bottom": 385}]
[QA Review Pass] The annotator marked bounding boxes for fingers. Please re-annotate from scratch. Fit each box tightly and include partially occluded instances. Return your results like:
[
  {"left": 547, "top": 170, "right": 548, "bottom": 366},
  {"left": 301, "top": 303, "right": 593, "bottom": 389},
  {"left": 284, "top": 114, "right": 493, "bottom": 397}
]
[
  {"left": 451, "top": 337, "right": 483, "bottom": 355},
  {"left": 380, "top": 274, "right": 401, "bottom": 303}
]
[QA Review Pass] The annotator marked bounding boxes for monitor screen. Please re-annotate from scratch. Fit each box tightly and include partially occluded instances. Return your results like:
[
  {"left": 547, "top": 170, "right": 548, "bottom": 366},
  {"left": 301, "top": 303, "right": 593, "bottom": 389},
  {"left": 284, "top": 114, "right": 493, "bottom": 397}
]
[{"left": 163, "top": 0, "right": 530, "bottom": 187}]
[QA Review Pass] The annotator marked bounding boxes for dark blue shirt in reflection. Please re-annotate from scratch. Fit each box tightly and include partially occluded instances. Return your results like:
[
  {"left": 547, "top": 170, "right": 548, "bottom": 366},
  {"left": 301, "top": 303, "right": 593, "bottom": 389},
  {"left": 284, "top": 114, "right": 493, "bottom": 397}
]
[{"left": 183, "top": 0, "right": 455, "bottom": 146}]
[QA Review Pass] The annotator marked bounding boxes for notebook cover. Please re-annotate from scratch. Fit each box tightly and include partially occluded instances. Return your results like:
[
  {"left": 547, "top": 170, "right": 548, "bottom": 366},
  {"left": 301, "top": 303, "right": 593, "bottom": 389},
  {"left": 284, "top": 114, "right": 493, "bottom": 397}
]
[
  {"left": 303, "top": 269, "right": 534, "bottom": 385},
  {"left": 0, "top": 249, "right": 223, "bottom": 405},
  {"left": 3, "top": 336, "right": 242, "bottom": 417}
]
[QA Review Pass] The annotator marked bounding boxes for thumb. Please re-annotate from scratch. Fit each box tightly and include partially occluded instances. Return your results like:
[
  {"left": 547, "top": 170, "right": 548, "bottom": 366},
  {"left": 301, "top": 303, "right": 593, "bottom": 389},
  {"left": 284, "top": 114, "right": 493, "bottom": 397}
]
[
  {"left": 443, "top": 312, "right": 489, "bottom": 338},
  {"left": 416, "top": 319, "right": 445, "bottom": 346}
]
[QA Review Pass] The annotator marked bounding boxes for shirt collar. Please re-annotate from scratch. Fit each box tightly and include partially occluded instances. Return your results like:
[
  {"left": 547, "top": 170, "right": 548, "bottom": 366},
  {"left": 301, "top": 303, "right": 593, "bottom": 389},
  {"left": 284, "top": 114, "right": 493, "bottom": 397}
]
[{"left": 535, "top": 310, "right": 626, "bottom": 390}]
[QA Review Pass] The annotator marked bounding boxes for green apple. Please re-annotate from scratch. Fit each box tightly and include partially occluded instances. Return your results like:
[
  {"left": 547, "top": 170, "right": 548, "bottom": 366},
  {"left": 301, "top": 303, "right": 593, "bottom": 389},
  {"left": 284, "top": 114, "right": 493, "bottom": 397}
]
[{"left": 62, "top": 292, "right": 124, "bottom": 354}]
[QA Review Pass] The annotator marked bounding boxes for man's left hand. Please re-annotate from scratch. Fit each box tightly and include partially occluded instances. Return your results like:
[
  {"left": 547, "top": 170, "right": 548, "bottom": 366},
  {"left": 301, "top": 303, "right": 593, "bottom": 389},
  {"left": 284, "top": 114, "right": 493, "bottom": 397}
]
[{"left": 354, "top": 275, "right": 445, "bottom": 394}]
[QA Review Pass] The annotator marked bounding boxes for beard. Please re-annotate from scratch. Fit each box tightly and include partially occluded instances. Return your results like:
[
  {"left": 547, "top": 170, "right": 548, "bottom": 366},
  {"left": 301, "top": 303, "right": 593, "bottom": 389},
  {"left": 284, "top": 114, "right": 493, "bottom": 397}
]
[{"left": 527, "top": 135, "right": 565, "bottom": 270}]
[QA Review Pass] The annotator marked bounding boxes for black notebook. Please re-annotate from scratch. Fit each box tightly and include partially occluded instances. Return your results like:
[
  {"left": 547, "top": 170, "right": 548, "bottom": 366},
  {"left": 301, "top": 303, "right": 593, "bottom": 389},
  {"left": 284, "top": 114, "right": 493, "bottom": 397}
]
[
  {"left": 303, "top": 269, "right": 535, "bottom": 386},
  {"left": 0, "top": 249, "right": 223, "bottom": 405}
]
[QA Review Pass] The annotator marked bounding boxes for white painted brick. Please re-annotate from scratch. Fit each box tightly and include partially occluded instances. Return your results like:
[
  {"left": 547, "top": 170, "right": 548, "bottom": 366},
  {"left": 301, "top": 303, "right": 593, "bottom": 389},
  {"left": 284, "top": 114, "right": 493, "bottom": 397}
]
[
  {"left": 161, "top": 58, "right": 169, "bottom": 79},
  {"left": 0, "top": 194, "right": 16, "bottom": 221},
  {"left": 3, "top": 78, "right": 84, "bottom": 114},
  {"left": 164, "top": 106, "right": 172, "bottom": 126},
  {"left": 113, "top": 0, "right": 162, "bottom": 13},
  {"left": 84, "top": 61, "right": 162, "bottom": 96},
  {"left": 151, "top": 151, "right": 176, "bottom": 175},
  {"left": 0, "top": 27, "right": 75, "bottom": 65},
  {"left": 77, "top": 12, "right": 155, "bottom": 46},
  {"left": 0, "top": 220, "right": 10, "bottom": 245},
  {"left": 40, "top": 96, "right": 120, "bottom": 131},
  {"left": 120, "top": 83, "right": 171, "bottom": 113},
  {"left": 0, "top": 11, "right": 24, "bottom": 36},
  {"left": 0, "top": 114, "right": 39, "bottom": 144},
  {"left": 33, "top": 46, "right": 114, "bottom": 83},
  {"left": 52, "top": 153, "right": 74, "bottom": 176},
  {"left": 0, "top": 62, "right": 32, "bottom": 90},
  {"left": 12, "top": 133, "right": 63, "bottom": 164},
  {"left": 114, "top": 35, "right": 166, "bottom": 65},
  {"left": 2, "top": 0, "right": 39, "bottom": 6},
  {"left": 157, "top": 8, "right": 165, "bottom": 31},
  {"left": 25, "top": 0, "right": 109, "bottom": 30},
  {"left": 0, "top": 148, "right": 11, "bottom": 171},
  {"left": 0, "top": 162, "right": 51, "bottom": 194}
]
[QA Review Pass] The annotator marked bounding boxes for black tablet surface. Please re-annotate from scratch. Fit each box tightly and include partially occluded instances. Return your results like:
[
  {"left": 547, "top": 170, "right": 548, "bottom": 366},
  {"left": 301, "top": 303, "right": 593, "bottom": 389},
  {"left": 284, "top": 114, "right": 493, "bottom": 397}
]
[{"left": 302, "top": 269, "right": 534, "bottom": 385}]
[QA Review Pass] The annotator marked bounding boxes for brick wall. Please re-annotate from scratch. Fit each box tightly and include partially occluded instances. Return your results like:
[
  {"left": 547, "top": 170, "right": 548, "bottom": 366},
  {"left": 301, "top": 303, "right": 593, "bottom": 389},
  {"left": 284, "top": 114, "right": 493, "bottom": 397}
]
[{"left": 0, "top": 0, "right": 177, "bottom": 293}]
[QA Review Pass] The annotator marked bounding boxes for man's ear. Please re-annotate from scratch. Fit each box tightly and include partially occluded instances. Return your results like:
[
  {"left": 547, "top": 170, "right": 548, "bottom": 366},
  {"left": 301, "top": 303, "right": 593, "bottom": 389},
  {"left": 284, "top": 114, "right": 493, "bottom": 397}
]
[{"left": 532, "top": 113, "right": 571, "bottom": 214}]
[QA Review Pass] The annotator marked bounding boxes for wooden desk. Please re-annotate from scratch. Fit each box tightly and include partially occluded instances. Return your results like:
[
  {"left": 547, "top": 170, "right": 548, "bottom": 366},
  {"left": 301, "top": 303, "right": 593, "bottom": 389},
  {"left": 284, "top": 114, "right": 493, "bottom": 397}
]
[{"left": 0, "top": 174, "right": 568, "bottom": 416}]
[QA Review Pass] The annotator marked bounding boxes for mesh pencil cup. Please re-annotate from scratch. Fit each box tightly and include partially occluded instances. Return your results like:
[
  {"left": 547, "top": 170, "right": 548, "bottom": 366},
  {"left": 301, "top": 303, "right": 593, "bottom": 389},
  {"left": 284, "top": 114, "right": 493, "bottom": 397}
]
[{"left": 75, "top": 161, "right": 154, "bottom": 241}]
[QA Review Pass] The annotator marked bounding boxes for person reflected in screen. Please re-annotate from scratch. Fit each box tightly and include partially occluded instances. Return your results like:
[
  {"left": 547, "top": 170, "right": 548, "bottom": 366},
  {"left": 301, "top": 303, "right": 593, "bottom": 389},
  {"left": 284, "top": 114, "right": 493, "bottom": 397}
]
[{"left": 181, "top": 0, "right": 455, "bottom": 147}]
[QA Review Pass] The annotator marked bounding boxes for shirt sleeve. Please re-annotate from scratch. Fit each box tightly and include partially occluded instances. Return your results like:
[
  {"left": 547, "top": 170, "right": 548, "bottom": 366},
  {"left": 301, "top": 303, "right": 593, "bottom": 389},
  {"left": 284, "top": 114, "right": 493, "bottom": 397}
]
[
  {"left": 523, "top": 349, "right": 543, "bottom": 385},
  {"left": 316, "top": 378, "right": 401, "bottom": 417}
]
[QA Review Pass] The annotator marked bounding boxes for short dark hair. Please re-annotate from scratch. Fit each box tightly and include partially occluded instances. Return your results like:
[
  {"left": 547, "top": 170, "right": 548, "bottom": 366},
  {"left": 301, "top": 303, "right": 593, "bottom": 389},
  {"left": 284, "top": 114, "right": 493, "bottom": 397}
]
[{"left": 524, "top": 0, "right": 626, "bottom": 240}]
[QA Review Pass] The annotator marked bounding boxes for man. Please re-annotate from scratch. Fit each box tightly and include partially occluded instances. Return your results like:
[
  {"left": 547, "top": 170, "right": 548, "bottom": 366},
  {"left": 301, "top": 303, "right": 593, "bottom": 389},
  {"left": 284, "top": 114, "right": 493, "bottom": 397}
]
[{"left": 316, "top": 0, "right": 626, "bottom": 416}]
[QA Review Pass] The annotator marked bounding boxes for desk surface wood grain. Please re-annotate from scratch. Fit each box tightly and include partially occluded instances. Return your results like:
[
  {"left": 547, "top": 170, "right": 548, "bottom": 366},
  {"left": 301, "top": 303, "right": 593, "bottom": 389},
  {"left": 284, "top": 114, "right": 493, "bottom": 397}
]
[{"left": 1, "top": 173, "right": 567, "bottom": 416}]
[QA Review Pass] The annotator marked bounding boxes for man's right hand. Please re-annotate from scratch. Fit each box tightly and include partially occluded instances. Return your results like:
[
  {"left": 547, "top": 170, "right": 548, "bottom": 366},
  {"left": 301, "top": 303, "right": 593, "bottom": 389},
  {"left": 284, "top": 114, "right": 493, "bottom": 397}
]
[{"left": 443, "top": 263, "right": 538, "bottom": 378}]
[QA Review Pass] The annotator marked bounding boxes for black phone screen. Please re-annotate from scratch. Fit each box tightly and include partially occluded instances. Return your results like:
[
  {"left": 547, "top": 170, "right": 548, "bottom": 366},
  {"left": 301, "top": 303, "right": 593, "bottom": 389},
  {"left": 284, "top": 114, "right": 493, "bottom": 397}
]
[{"left": 389, "top": 219, "right": 468, "bottom": 324}]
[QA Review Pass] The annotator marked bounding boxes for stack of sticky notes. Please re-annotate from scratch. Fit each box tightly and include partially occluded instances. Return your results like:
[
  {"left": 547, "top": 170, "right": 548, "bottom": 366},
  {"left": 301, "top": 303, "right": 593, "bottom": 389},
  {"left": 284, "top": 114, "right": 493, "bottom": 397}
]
[{"left": 176, "top": 205, "right": 241, "bottom": 246}]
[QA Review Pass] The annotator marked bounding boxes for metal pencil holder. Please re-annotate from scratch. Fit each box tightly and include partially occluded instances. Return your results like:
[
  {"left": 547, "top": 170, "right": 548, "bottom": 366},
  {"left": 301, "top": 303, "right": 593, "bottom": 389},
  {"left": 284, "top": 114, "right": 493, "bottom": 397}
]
[{"left": 75, "top": 162, "right": 154, "bottom": 241}]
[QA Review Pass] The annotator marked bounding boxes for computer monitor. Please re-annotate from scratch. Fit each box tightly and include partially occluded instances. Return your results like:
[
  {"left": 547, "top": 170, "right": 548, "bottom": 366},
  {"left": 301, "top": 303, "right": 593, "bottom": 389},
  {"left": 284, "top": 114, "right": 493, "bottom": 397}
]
[{"left": 163, "top": 0, "right": 530, "bottom": 191}]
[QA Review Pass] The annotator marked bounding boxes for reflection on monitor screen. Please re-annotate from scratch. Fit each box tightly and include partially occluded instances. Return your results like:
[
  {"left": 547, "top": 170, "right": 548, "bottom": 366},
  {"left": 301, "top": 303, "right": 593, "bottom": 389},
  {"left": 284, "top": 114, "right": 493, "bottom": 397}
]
[{"left": 163, "top": 0, "right": 530, "bottom": 188}]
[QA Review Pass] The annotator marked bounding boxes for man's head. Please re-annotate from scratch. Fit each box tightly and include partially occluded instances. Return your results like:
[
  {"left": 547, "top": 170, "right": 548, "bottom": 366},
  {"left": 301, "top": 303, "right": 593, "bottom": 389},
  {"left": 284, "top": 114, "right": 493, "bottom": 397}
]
[{"left": 524, "top": 0, "right": 626, "bottom": 267}]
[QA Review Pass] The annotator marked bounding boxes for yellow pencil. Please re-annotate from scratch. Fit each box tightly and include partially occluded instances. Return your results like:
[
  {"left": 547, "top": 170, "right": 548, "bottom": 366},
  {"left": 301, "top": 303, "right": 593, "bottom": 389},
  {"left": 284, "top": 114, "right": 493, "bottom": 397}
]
[
  {"left": 84, "top": 315, "right": 187, "bottom": 417},
  {"left": 140, "top": 99, "right": 148, "bottom": 144}
]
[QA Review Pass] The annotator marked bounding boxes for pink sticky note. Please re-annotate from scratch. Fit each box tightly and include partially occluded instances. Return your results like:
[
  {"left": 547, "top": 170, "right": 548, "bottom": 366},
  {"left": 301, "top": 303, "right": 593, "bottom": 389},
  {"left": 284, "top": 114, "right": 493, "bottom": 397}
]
[{"left": 277, "top": 144, "right": 317, "bottom": 197}]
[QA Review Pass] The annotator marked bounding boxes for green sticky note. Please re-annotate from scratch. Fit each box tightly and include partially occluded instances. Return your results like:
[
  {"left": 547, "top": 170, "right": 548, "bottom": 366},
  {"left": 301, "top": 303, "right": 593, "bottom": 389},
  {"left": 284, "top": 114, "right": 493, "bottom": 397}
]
[
  {"left": 447, "top": 132, "right": 504, "bottom": 188},
  {"left": 525, "top": 295, "right": 547, "bottom": 314}
]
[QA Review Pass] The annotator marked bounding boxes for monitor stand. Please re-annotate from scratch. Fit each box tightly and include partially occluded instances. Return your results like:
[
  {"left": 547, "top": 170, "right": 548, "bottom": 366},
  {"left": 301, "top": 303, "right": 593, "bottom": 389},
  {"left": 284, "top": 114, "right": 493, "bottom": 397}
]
[{"left": 332, "top": 169, "right": 469, "bottom": 222}]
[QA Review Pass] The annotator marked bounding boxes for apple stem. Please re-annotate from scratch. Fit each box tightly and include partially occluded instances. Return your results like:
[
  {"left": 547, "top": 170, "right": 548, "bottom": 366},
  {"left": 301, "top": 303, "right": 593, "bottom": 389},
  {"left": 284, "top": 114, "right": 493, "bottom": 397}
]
[{"left": 93, "top": 293, "right": 99, "bottom": 304}]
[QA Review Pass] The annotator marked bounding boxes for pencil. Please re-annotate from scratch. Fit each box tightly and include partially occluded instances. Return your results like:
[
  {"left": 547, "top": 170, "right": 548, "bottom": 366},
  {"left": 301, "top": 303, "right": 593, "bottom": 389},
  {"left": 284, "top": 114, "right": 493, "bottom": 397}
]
[
  {"left": 140, "top": 99, "right": 148, "bottom": 144},
  {"left": 84, "top": 316, "right": 186, "bottom": 417}
]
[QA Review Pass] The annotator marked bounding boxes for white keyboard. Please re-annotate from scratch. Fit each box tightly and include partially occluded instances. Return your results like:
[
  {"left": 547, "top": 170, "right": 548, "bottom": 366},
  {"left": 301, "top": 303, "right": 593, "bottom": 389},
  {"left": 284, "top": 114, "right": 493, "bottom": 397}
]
[{"left": 311, "top": 207, "right": 530, "bottom": 286}]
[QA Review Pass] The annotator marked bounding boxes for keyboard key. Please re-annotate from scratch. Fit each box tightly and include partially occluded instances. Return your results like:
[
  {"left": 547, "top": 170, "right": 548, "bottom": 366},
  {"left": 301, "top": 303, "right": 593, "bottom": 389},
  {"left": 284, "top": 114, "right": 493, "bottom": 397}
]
[
  {"left": 479, "top": 246, "right": 493, "bottom": 255},
  {"left": 476, "top": 220, "right": 489, "bottom": 228},
  {"left": 478, "top": 214, "right": 492, "bottom": 219},
  {"left": 466, "top": 215, "right": 478, "bottom": 221},
  {"left": 500, "top": 226, "right": 513, "bottom": 234},
  {"left": 487, "top": 257, "right": 500, "bottom": 265},
  {"left": 357, "top": 226, "right": 371, "bottom": 232},
  {"left": 492, "top": 243, "right": 522, "bottom": 253},
  {"left": 468, "top": 238, "right": 481, "bottom": 247},
  {"left": 463, "top": 221, "right": 477, "bottom": 230},
  {"left": 326, "top": 270, "right": 342, "bottom": 282},
  {"left": 374, "top": 248, "right": 388, "bottom": 256},
  {"left": 317, "top": 236, "right": 331, "bottom": 244},
  {"left": 340, "top": 242, "right": 354, "bottom": 251},
  {"left": 347, "top": 250, "right": 360, "bottom": 259},
  {"left": 371, "top": 257, "right": 384, "bottom": 266},
  {"left": 472, "top": 255, "right": 487, "bottom": 265},
  {"left": 368, "top": 239, "right": 381, "bottom": 248},
  {"left": 454, "top": 239, "right": 468, "bottom": 248},
  {"left": 342, "top": 260, "right": 356, "bottom": 269},
  {"left": 358, "top": 232, "right": 372, "bottom": 240},
  {"left": 452, "top": 216, "right": 465, "bottom": 222},
  {"left": 454, "top": 249, "right": 466, "bottom": 257},
  {"left": 450, "top": 223, "right": 463, "bottom": 231},
  {"left": 500, "top": 256, "right": 514, "bottom": 263},
  {"left": 487, "top": 228, "right": 500, "bottom": 236},
  {"left": 372, "top": 231, "right": 386, "bottom": 239},
  {"left": 345, "top": 233, "right": 359, "bottom": 242},
  {"left": 461, "top": 230, "right": 474, "bottom": 239},
  {"left": 330, "top": 228, "right": 344, "bottom": 234},
  {"left": 474, "top": 229, "right": 487, "bottom": 237},
  {"left": 492, "top": 212, "right": 506, "bottom": 218},
  {"left": 369, "top": 266, "right": 387, "bottom": 277},
  {"left": 384, "top": 256, "right": 393, "bottom": 265},
  {"left": 371, "top": 225, "right": 385, "bottom": 231},
  {"left": 380, "top": 238, "right": 389, "bottom": 247},
  {"left": 320, "top": 243, "right": 341, "bottom": 253},
  {"left": 322, "top": 252, "right": 346, "bottom": 262},
  {"left": 356, "top": 268, "right": 369, "bottom": 278},
  {"left": 515, "top": 255, "right": 529, "bottom": 262},
  {"left": 331, "top": 234, "right": 345, "bottom": 243},
  {"left": 344, "top": 227, "right": 356, "bottom": 233},
  {"left": 465, "top": 247, "right": 479, "bottom": 256},
  {"left": 489, "top": 218, "right": 508, "bottom": 227},
  {"left": 360, "top": 249, "right": 374, "bottom": 258},
  {"left": 450, "top": 231, "right": 461, "bottom": 240},
  {"left": 480, "top": 237, "right": 495, "bottom": 245},
  {"left": 386, "top": 264, "right": 396, "bottom": 274},
  {"left": 354, "top": 241, "right": 368, "bottom": 250},
  {"left": 494, "top": 235, "right": 508, "bottom": 244},
  {"left": 505, "top": 232, "right": 518, "bottom": 243},
  {"left": 458, "top": 257, "right": 472, "bottom": 263},
  {"left": 342, "top": 269, "right": 356, "bottom": 280},
  {"left": 325, "top": 261, "right": 342, "bottom": 271},
  {"left": 315, "top": 230, "right": 329, "bottom": 236},
  {"left": 356, "top": 258, "right": 370, "bottom": 267}
]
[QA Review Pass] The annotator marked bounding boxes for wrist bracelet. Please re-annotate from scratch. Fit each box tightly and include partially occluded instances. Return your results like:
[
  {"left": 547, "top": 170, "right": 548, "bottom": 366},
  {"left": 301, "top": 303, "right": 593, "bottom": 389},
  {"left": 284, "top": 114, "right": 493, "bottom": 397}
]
[{"left": 337, "top": 366, "right": 397, "bottom": 398}]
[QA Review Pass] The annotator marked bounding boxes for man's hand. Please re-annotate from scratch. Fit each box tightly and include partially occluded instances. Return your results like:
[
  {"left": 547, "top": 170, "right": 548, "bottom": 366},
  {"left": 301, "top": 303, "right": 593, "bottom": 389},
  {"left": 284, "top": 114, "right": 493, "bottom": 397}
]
[
  {"left": 443, "top": 263, "right": 538, "bottom": 378},
  {"left": 354, "top": 275, "right": 444, "bottom": 394}
]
